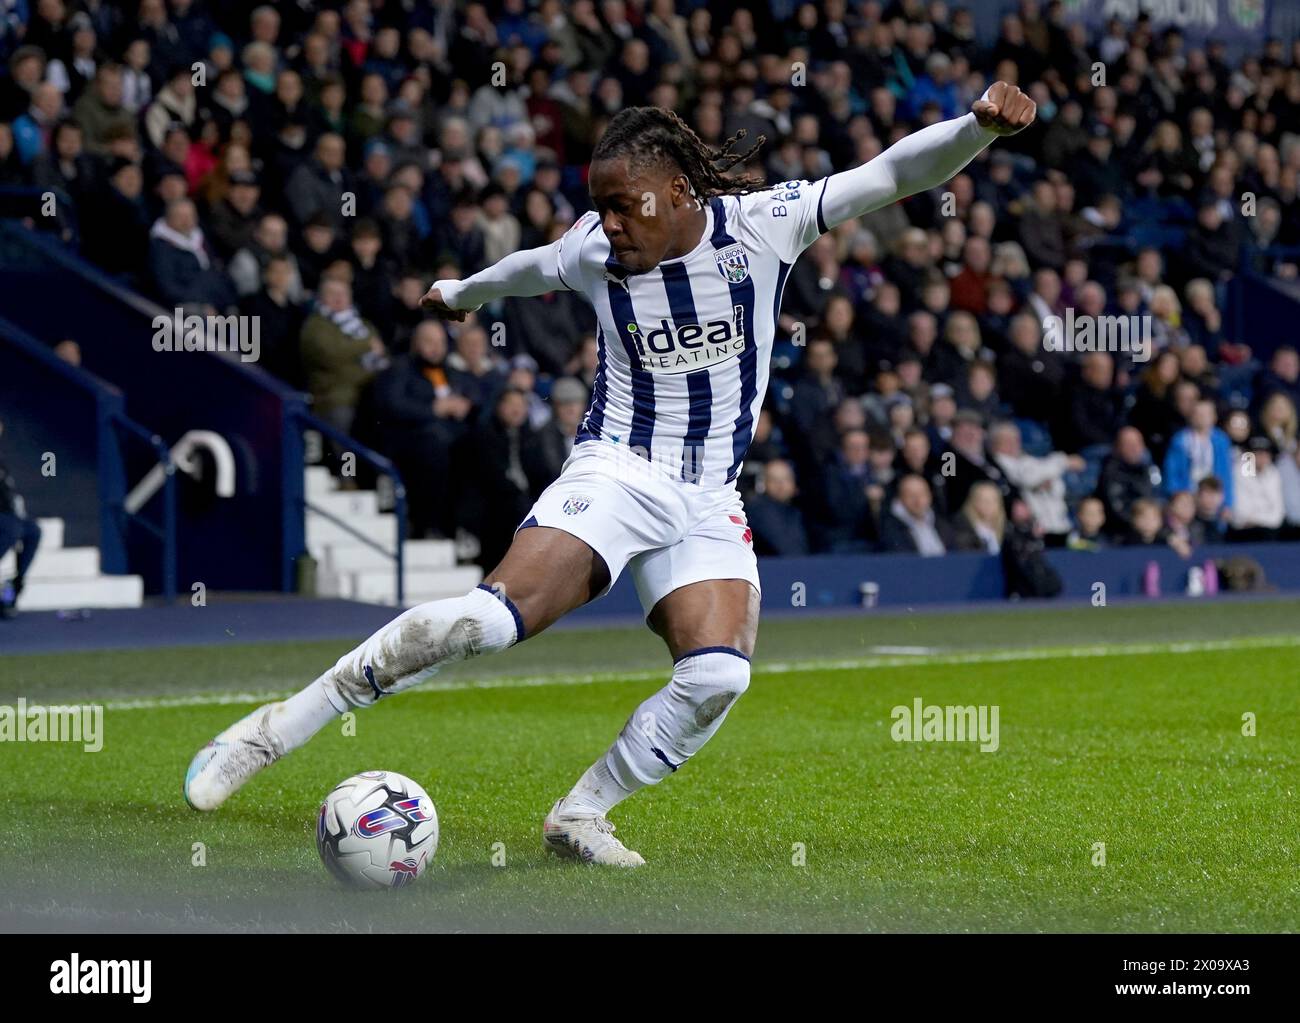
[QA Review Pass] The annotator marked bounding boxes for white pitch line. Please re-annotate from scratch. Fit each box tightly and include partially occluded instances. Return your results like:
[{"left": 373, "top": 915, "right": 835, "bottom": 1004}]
[{"left": 93, "top": 633, "right": 1300, "bottom": 713}]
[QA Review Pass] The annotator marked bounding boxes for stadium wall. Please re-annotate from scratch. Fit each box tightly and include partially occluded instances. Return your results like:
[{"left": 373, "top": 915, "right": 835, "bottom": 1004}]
[{"left": 567, "top": 543, "right": 1300, "bottom": 619}]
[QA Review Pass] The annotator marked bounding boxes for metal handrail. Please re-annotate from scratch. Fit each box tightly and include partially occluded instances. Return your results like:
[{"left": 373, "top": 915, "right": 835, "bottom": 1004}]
[
  {"left": 292, "top": 409, "right": 407, "bottom": 606},
  {"left": 109, "top": 413, "right": 178, "bottom": 603}
]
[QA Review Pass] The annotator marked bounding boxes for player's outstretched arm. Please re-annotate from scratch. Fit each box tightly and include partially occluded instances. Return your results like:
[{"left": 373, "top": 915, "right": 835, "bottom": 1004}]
[
  {"left": 421, "top": 238, "right": 569, "bottom": 321},
  {"left": 817, "top": 81, "right": 1036, "bottom": 232}
]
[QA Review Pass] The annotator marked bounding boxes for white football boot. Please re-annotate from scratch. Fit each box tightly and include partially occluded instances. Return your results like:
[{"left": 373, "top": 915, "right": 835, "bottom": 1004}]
[
  {"left": 542, "top": 798, "right": 646, "bottom": 867},
  {"left": 184, "top": 704, "right": 284, "bottom": 811}
]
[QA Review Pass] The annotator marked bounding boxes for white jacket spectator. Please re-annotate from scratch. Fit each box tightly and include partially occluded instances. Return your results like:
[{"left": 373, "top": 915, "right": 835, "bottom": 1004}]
[
  {"left": 989, "top": 421, "right": 1083, "bottom": 535},
  {"left": 1233, "top": 444, "right": 1285, "bottom": 530}
]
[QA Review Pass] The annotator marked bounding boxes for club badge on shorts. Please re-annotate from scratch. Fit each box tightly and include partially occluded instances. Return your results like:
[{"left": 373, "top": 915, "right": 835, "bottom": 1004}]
[
  {"left": 714, "top": 244, "right": 750, "bottom": 284},
  {"left": 562, "top": 495, "right": 592, "bottom": 515}
]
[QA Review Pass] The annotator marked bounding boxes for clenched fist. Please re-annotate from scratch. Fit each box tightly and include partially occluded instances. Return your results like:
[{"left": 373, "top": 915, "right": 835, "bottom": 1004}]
[
  {"left": 420, "top": 284, "right": 468, "bottom": 322},
  {"left": 973, "top": 81, "right": 1036, "bottom": 135}
]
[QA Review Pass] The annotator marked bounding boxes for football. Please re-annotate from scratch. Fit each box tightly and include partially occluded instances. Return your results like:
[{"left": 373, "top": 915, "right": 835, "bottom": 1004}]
[{"left": 315, "top": 771, "right": 439, "bottom": 889}]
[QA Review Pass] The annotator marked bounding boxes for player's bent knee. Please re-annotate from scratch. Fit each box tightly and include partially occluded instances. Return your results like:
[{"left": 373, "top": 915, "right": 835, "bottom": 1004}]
[{"left": 670, "top": 647, "right": 751, "bottom": 730}]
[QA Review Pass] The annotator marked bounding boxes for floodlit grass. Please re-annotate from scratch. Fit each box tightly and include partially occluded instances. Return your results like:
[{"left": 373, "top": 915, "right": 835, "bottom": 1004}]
[{"left": 1, "top": 600, "right": 1297, "bottom": 932}]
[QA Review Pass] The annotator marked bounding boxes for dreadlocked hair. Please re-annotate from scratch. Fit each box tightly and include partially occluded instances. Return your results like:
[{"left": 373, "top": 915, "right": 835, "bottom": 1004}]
[{"left": 592, "top": 106, "right": 768, "bottom": 200}]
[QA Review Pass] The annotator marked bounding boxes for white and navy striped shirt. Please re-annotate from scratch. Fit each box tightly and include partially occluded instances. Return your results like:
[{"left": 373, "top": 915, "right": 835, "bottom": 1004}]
[
  {"left": 556, "top": 183, "right": 822, "bottom": 486},
  {"left": 435, "top": 111, "right": 999, "bottom": 490}
]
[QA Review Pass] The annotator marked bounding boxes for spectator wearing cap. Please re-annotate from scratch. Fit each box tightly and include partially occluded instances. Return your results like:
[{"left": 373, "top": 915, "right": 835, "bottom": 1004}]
[
  {"left": 1230, "top": 436, "right": 1285, "bottom": 540},
  {"left": 502, "top": 354, "right": 549, "bottom": 430},
  {"left": 943, "top": 410, "right": 1018, "bottom": 512},
  {"left": 524, "top": 376, "right": 587, "bottom": 495},
  {"left": 1073, "top": 124, "right": 1127, "bottom": 206},
  {"left": 148, "top": 197, "right": 236, "bottom": 310},
  {"left": 747, "top": 460, "right": 811, "bottom": 557},
  {"left": 352, "top": 138, "right": 393, "bottom": 215},
  {"left": 206, "top": 169, "right": 263, "bottom": 259},
  {"left": 285, "top": 132, "right": 351, "bottom": 230},
  {"left": 1164, "top": 398, "right": 1236, "bottom": 510},
  {"left": 143, "top": 64, "right": 197, "bottom": 150}
]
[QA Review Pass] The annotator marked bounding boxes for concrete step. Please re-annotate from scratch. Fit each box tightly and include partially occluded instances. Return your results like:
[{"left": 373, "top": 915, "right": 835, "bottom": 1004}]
[
  {"left": 306, "top": 513, "right": 396, "bottom": 550},
  {"left": 307, "top": 488, "right": 380, "bottom": 519},
  {"left": 18, "top": 574, "right": 144, "bottom": 610},
  {"left": 1, "top": 545, "right": 99, "bottom": 579},
  {"left": 318, "top": 538, "right": 456, "bottom": 574},
  {"left": 304, "top": 465, "right": 335, "bottom": 497},
  {"left": 320, "top": 565, "right": 482, "bottom": 604},
  {"left": 36, "top": 518, "right": 64, "bottom": 550}
]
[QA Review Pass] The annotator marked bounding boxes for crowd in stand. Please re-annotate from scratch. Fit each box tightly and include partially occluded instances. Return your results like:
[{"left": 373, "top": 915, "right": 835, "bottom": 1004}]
[{"left": 2, "top": 1, "right": 1300, "bottom": 567}]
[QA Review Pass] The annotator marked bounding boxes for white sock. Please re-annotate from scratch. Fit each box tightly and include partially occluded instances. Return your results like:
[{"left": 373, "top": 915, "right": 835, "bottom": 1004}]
[
  {"left": 563, "top": 755, "right": 636, "bottom": 816},
  {"left": 567, "top": 648, "right": 751, "bottom": 811},
  {"left": 265, "top": 585, "right": 523, "bottom": 753}
]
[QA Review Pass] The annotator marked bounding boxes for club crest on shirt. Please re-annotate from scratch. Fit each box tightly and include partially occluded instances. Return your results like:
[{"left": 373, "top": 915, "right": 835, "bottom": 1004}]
[
  {"left": 562, "top": 495, "right": 592, "bottom": 515},
  {"left": 714, "top": 244, "right": 750, "bottom": 284}
]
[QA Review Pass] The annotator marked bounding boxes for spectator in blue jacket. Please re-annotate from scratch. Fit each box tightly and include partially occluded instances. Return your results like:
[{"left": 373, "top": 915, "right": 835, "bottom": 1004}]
[
  {"left": 11, "top": 81, "right": 63, "bottom": 164},
  {"left": 1163, "top": 399, "right": 1235, "bottom": 509}
]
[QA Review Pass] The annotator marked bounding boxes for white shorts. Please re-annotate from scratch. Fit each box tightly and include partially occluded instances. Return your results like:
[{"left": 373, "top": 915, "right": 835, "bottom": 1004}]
[{"left": 520, "top": 440, "right": 760, "bottom": 615}]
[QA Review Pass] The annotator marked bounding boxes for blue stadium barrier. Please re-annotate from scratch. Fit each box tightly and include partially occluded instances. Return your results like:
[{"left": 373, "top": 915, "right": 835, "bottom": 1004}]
[
  {"left": 0, "top": 223, "right": 307, "bottom": 594},
  {"left": 566, "top": 543, "right": 1300, "bottom": 620},
  {"left": 0, "top": 314, "right": 178, "bottom": 599}
]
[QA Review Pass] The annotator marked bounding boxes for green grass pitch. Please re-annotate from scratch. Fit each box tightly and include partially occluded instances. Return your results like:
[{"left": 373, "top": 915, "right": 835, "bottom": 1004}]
[{"left": 2, "top": 599, "right": 1298, "bottom": 932}]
